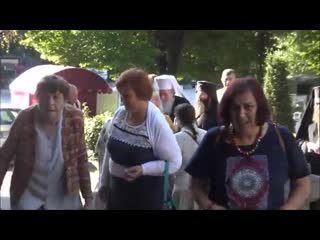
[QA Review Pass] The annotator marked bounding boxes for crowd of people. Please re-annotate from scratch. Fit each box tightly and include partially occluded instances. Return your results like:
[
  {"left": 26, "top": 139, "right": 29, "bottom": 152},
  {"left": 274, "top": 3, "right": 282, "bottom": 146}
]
[{"left": 0, "top": 67, "right": 319, "bottom": 210}]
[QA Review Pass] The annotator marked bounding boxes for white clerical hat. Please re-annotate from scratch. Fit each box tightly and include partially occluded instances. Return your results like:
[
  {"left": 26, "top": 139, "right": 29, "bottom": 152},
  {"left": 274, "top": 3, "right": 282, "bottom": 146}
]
[
  {"left": 155, "top": 75, "right": 174, "bottom": 90},
  {"left": 154, "top": 74, "right": 186, "bottom": 98}
]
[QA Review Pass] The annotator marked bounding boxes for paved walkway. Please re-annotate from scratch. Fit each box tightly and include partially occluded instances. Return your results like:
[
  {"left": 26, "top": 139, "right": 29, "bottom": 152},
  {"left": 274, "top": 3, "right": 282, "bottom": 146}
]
[{"left": 0, "top": 171, "right": 12, "bottom": 210}]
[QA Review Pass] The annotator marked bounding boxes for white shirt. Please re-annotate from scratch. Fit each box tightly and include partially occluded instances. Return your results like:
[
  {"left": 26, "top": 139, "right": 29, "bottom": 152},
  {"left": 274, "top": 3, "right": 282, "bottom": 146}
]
[
  {"left": 217, "top": 87, "right": 227, "bottom": 103},
  {"left": 174, "top": 126, "right": 207, "bottom": 191}
]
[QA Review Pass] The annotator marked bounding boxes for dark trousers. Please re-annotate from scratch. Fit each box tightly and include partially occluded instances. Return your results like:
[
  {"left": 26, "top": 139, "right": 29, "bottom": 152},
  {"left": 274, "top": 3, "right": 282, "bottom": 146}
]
[
  {"left": 107, "top": 175, "right": 163, "bottom": 210},
  {"left": 37, "top": 205, "right": 47, "bottom": 210},
  {"left": 307, "top": 153, "right": 320, "bottom": 175},
  {"left": 310, "top": 200, "right": 320, "bottom": 210}
]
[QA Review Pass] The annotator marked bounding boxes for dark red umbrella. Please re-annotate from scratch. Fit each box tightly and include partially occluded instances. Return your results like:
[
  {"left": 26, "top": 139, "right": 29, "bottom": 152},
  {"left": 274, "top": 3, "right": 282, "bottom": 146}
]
[{"left": 55, "top": 67, "right": 112, "bottom": 94}]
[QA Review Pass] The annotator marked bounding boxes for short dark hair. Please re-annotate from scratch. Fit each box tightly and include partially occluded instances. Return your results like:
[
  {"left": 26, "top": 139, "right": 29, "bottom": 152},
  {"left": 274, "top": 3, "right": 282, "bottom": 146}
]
[
  {"left": 36, "top": 75, "right": 69, "bottom": 99},
  {"left": 116, "top": 68, "right": 153, "bottom": 101},
  {"left": 174, "top": 103, "right": 196, "bottom": 126},
  {"left": 219, "top": 77, "right": 271, "bottom": 126}
]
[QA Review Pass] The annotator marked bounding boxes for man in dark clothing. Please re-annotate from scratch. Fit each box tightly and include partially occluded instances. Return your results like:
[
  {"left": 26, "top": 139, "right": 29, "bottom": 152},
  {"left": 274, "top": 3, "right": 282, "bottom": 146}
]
[
  {"left": 296, "top": 86, "right": 320, "bottom": 174},
  {"left": 296, "top": 86, "right": 320, "bottom": 210}
]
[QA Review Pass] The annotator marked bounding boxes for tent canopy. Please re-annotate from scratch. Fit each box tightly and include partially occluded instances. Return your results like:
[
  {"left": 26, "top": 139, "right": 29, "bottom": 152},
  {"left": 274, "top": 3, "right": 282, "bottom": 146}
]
[{"left": 9, "top": 64, "right": 112, "bottom": 94}]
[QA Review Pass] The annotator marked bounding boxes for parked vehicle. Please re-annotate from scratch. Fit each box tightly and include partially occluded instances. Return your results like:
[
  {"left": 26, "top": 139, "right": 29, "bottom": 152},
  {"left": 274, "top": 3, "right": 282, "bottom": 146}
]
[{"left": 0, "top": 107, "right": 21, "bottom": 147}]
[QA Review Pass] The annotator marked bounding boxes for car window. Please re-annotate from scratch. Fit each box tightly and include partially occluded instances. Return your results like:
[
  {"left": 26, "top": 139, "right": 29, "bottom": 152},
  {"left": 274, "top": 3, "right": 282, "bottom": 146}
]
[
  {"left": 9, "top": 110, "right": 19, "bottom": 118},
  {"left": 0, "top": 110, "right": 16, "bottom": 125}
]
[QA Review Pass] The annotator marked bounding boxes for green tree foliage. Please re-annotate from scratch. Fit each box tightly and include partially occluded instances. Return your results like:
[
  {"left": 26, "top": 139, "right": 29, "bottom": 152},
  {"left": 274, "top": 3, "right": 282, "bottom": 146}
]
[
  {"left": 20, "top": 30, "right": 157, "bottom": 75},
  {"left": 0, "top": 30, "right": 20, "bottom": 53},
  {"left": 20, "top": 30, "right": 270, "bottom": 83},
  {"left": 274, "top": 30, "right": 320, "bottom": 76},
  {"left": 180, "top": 30, "right": 263, "bottom": 83},
  {"left": 263, "top": 52, "right": 294, "bottom": 131},
  {"left": 83, "top": 103, "right": 113, "bottom": 154},
  {"left": 0, "top": 30, "right": 31, "bottom": 57},
  {"left": 21, "top": 30, "right": 318, "bottom": 85}
]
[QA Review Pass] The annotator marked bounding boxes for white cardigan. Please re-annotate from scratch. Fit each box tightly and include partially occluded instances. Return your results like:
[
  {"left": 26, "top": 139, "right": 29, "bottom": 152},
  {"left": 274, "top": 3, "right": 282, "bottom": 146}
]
[{"left": 99, "top": 102, "right": 182, "bottom": 188}]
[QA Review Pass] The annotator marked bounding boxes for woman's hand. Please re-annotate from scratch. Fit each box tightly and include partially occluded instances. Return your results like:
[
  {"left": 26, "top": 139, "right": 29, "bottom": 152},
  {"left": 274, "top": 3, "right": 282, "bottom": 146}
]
[
  {"left": 279, "top": 205, "right": 297, "bottom": 210},
  {"left": 280, "top": 176, "right": 310, "bottom": 210},
  {"left": 83, "top": 198, "right": 94, "bottom": 210},
  {"left": 307, "top": 142, "right": 320, "bottom": 154},
  {"left": 124, "top": 165, "right": 143, "bottom": 181},
  {"left": 198, "top": 197, "right": 226, "bottom": 210},
  {"left": 98, "top": 186, "right": 108, "bottom": 202},
  {"left": 191, "top": 177, "right": 226, "bottom": 210},
  {"left": 210, "top": 204, "right": 227, "bottom": 210}
]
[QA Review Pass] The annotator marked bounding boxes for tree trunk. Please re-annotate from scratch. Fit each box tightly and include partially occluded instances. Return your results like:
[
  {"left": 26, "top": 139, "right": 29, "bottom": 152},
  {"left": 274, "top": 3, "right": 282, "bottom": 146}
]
[
  {"left": 167, "top": 30, "right": 185, "bottom": 75},
  {"left": 152, "top": 30, "right": 185, "bottom": 75},
  {"left": 152, "top": 30, "right": 168, "bottom": 74},
  {"left": 156, "top": 52, "right": 168, "bottom": 74},
  {"left": 257, "top": 30, "right": 267, "bottom": 84}
]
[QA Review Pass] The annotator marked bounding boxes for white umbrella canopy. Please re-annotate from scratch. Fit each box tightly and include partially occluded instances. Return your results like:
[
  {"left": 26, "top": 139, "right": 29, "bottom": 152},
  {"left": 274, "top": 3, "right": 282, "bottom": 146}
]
[{"left": 9, "top": 64, "right": 73, "bottom": 94}]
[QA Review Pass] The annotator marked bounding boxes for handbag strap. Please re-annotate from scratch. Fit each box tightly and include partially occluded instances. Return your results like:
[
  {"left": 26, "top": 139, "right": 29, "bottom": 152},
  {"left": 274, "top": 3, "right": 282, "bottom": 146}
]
[
  {"left": 273, "top": 122, "right": 286, "bottom": 154},
  {"left": 163, "top": 160, "right": 170, "bottom": 204},
  {"left": 182, "top": 130, "right": 199, "bottom": 145}
]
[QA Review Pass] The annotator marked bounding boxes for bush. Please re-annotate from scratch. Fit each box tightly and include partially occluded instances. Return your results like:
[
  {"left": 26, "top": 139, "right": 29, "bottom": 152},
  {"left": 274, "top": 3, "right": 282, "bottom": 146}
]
[
  {"left": 83, "top": 104, "right": 113, "bottom": 160},
  {"left": 263, "top": 52, "right": 294, "bottom": 132}
]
